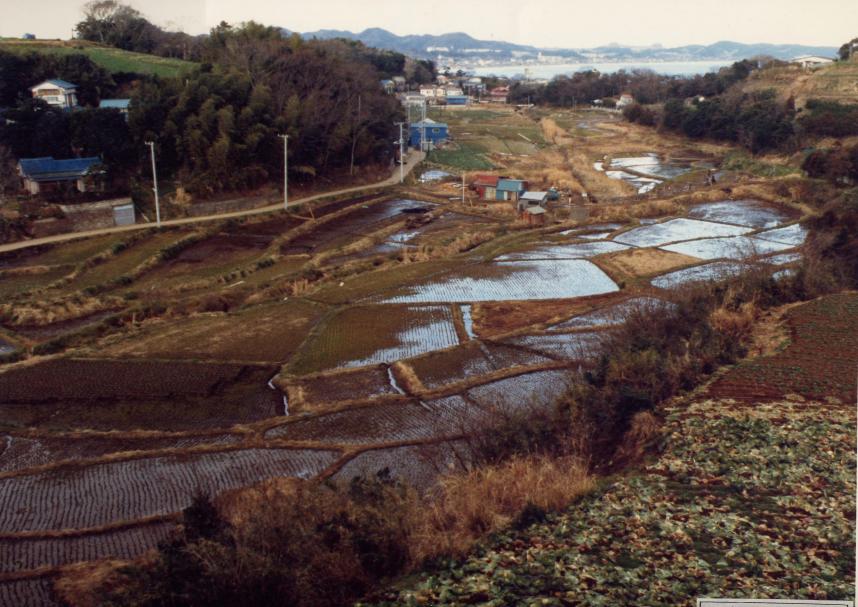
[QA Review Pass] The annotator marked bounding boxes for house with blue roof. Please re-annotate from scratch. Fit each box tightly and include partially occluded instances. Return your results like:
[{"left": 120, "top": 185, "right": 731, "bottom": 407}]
[
  {"left": 17, "top": 156, "right": 104, "bottom": 195},
  {"left": 30, "top": 80, "right": 78, "bottom": 110},
  {"left": 409, "top": 118, "right": 448, "bottom": 150},
  {"left": 496, "top": 178, "right": 528, "bottom": 202},
  {"left": 99, "top": 99, "right": 131, "bottom": 120}
]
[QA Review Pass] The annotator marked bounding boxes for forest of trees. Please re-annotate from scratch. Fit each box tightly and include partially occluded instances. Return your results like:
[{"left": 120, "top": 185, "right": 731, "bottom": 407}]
[
  {"left": 0, "top": 11, "right": 410, "bottom": 199},
  {"left": 508, "top": 60, "right": 759, "bottom": 107}
]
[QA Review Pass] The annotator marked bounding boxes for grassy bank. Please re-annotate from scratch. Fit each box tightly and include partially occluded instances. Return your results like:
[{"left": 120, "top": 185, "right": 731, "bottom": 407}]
[{"left": 0, "top": 39, "right": 197, "bottom": 77}]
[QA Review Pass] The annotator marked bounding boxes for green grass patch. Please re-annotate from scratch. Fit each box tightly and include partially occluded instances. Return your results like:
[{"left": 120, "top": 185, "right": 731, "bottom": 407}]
[
  {"left": 427, "top": 144, "right": 494, "bottom": 171},
  {"left": 0, "top": 39, "right": 197, "bottom": 78},
  {"left": 722, "top": 151, "right": 799, "bottom": 178}
]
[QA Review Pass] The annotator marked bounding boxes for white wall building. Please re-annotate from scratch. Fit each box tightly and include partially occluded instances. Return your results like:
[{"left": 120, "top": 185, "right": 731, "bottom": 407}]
[{"left": 30, "top": 79, "right": 78, "bottom": 109}]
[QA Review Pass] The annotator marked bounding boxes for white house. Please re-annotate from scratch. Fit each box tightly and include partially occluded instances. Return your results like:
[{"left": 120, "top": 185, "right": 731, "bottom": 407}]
[
  {"left": 30, "top": 79, "right": 78, "bottom": 109},
  {"left": 791, "top": 55, "right": 834, "bottom": 69},
  {"left": 616, "top": 93, "right": 634, "bottom": 109}
]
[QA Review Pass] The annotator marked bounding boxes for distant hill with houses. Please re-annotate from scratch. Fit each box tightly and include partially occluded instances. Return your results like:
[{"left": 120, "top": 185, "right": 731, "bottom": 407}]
[{"left": 286, "top": 28, "right": 838, "bottom": 64}]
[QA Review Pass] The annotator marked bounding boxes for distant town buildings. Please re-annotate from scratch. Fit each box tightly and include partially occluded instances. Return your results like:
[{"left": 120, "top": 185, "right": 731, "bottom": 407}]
[
  {"left": 488, "top": 86, "right": 510, "bottom": 103},
  {"left": 30, "top": 79, "right": 78, "bottom": 110}
]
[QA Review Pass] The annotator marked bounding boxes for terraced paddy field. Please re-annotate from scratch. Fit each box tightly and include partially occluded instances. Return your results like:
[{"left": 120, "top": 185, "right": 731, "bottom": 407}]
[{"left": 0, "top": 111, "right": 826, "bottom": 603}]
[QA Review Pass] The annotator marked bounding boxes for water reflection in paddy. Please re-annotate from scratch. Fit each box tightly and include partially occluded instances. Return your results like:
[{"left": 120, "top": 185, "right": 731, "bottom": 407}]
[{"left": 379, "top": 259, "right": 619, "bottom": 303}]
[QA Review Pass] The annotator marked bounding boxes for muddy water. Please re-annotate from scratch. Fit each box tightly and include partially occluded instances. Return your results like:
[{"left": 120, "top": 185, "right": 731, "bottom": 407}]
[{"left": 282, "top": 198, "right": 437, "bottom": 254}]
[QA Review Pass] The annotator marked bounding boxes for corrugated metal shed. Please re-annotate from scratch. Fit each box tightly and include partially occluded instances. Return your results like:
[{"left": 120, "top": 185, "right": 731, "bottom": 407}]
[{"left": 99, "top": 99, "right": 131, "bottom": 109}]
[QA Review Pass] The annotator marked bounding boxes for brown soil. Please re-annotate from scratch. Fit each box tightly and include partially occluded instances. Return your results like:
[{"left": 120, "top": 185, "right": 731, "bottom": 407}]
[{"left": 707, "top": 292, "right": 858, "bottom": 404}]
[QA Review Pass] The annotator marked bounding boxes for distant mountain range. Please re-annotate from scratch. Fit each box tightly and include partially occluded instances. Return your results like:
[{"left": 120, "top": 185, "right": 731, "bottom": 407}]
[{"left": 286, "top": 27, "right": 838, "bottom": 65}]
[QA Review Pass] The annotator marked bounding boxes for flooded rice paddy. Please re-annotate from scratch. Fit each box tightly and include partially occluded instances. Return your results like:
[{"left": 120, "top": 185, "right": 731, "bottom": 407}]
[
  {"left": 496, "top": 241, "right": 629, "bottom": 261},
  {"left": 661, "top": 235, "right": 794, "bottom": 260},
  {"left": 419, "top": 169, "right": 454, "bottom": 182},
  {"left": 615, "top": 218, "right": 753, "bottom": 247},
  {"left": 293, "top": 305, "right": 461, "bottom": 372},
  {"left": 548, "top": 297, "right": 671, "bottom": 330},
  {"left": 651, "top": 261, "right": 749, "bottom": 289},
  {"left": 282, "top": 198, "right": 437, "bottom": 254},
  {"left": 755, "top": 223, "right": 809, "bottom": 246},
  {"left": 378, "top": 259, "right": 620, "bottom": 303},
  {"left": 598, "top": 153, "right": 693, "bottom": 193},
  {"left": 687, "top": 199, "right": 792, "bottom": 228}
]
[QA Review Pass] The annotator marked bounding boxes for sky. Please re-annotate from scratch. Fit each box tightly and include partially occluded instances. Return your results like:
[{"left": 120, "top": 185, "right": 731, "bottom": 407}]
[{"left": 2, "top": 0, "right": 854, "bottom": 49}]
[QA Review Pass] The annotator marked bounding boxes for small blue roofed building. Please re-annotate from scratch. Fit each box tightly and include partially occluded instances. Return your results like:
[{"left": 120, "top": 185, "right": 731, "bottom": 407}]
[
  {"left": 445, "top": 95, "right": 468, "bottom": 106},
  {"left": 496, "top": 178, "right": 528, "bottom": 202},
  {"left": 409, "top": 118, "right": 448, "bottom": 150},
  {"left": 17, "top": 156, "right": 104, "bottom": 195},
  {"left": 99, "top": 98, "right": 131, "bottom": 114}
]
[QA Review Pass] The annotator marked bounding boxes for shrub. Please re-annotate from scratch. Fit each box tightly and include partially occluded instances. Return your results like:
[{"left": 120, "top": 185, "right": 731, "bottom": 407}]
[{"left": 101, "top": 473, "right": 416, "bottom": 607}]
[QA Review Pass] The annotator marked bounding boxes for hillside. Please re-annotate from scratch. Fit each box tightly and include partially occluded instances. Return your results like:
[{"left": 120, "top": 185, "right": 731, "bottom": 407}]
[
  {"left": 0, "top": 38, "right": 197, "bottom": 78},
  {"left": 292, "top": 28, "right": 836, "bottom": 63},
  {"left": 364, "top": 293, "right": 858, "bottom": 606},
  {"left": 742, "top": 56, "right": 858, "bottom": 107}
]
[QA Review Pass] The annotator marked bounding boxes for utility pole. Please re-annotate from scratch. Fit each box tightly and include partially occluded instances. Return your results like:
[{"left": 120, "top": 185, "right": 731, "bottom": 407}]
[
  {"left": 395, "top": 122, "right": 406, "bottom": 183},
  {"left": 144, "top": 142, "right": 160, "bottom": 227},
  {"left": 421, "top": 98, "right": 427, "bottom": 152},
  {"left": 462, "top": 172, "right": 465, "bottom": 205},
  {"left": 279, "top": 134, "right": 289, "bottom": 210}
]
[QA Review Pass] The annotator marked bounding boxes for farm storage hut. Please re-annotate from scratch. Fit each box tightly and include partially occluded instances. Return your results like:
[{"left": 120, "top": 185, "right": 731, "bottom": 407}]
[
  {"left": 523, "top": 205, "right": 546, "bottom": 225},
  {"left": 496, "top": 178, "right": 528, "bottom": 201},
  {"left": 472, "top": 174, "right": 499, "bottom": 199},
  {"left": 517, "top": 191, "right": 549, "bottom": 213},
  {"left": 17, "top": 156, "right": 104, "bottom": 195},
  {"left": 409, "top": 119, "right": 448, "bottom": 150}
]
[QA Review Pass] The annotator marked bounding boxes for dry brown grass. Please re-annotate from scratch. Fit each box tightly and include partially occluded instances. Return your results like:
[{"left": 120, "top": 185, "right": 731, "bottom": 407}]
[
  {"left": 611, "top": 410, "right": 662, "bottom": 468},
  {"left": 598, "top": 248, "right": 698, "bottom": 279},
  {"left": 55, "top": 559, "right": 142, "bottom": 607},
  {"left": 0, "top": 294, "right": 123, "bottom": 326},
  {"left": 472, "top": 298, "right": 603, "bottom": 337},
  {"left": 411, "top": 454, "right": 593, "bottom": 560},
  {"left": 592, "top": 199, "right": 683, "bottom": 222},
  {"left": 709, "top": 302, "right": 757, "bottom": 344}
]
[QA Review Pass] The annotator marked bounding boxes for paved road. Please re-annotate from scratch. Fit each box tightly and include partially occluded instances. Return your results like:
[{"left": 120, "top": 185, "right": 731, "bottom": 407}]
[{"left": 0, "top": 151, "right": 426, "bottom": 254}]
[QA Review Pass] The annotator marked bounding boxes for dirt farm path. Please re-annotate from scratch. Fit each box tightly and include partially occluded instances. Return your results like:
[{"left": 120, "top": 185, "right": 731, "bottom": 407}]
[{"left": 0, "top": 151, "right": 426, "bottom": 255}]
